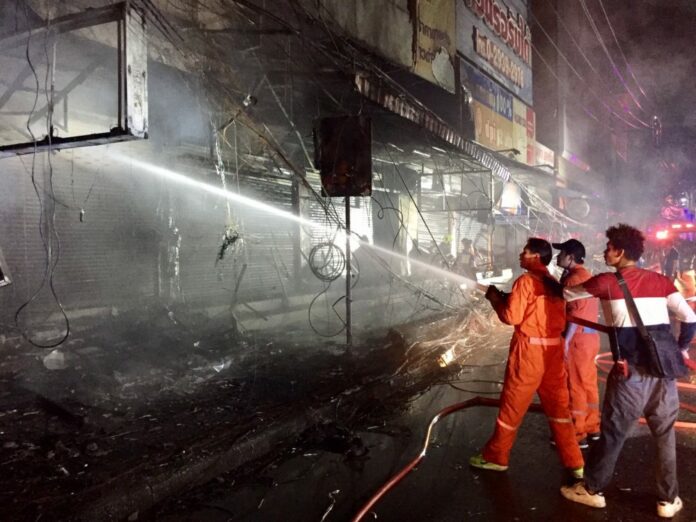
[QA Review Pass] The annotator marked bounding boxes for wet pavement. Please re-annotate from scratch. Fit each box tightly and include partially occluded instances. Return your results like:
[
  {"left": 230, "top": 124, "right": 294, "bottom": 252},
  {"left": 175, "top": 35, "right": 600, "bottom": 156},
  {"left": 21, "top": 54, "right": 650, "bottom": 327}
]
[
  {"left": 2, "top": 303, "right": 694, "bottom": 521},
  {"left": 153, "top": 341, "right": 696, "bottom": 522},
  {"left": 0, "top": 299, "right": 503, "bottom": 520}
]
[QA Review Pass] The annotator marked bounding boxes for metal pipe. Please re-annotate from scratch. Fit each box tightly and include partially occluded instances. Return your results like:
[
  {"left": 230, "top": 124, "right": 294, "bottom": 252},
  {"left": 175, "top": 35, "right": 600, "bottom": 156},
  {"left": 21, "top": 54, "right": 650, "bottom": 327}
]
[
  {"left": 117, "top": 18, "right": 122, "bottom": 130},
  {"left": 345, "top": 196, "right": 352, "bottom": 348}
]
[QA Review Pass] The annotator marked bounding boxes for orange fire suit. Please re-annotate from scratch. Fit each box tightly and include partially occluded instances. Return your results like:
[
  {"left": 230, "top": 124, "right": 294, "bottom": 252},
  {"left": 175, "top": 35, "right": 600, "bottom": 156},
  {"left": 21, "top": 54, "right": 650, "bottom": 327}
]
[
  {"left": 483, "top": 266, "right": 584, "bottom": 469},
  {"left": 562, "top": 265, "right": 601, "bottom": 440},
  {"left": 676, "top": 270, "right": 696, "bottom": 313}
]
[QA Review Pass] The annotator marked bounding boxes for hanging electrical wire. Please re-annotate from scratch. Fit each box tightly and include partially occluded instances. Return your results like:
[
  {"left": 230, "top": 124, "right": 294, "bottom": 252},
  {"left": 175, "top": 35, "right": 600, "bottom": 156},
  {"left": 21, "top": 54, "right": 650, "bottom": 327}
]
[
  {"left": 378, "top": 139, "right": 454, "bottom": 271},
  {"left": 595, "top": 0, "right": 652, "bottom": 105},
  {"left": 212, "top": 119, "right": 246, "bottom": 265},
  {"left": 306, "top": 239, "right": 364, "bottom": 337},
  {"left": 421, "top": 130, "right": 571, "bottom": 235},
  {"left": 531, "top": 41, "right": 639, "bottom": 131},
  {"left": 14, "top": 10, "right": 71, "bottom": 348},
  {"left": 528, "top": 14, "right": 648, "bottom": 129},
  {"left": 542, "top": 0, "right": 603, "bottom": 83},
  {"left": 577, "top": 0, "right": 647, "bottom": 116},
  {"left": 152, "top": 0, "right": 517, "bottom": 323},
  {"left": 137, "top": 0, "right": 185, "bottom": 44},
  {"left": 228, "top": 0, "right": 542, "bottom": 248},
  {"left": 68, "top": 150, "right": 98, "bottom": 222},
  {"left": 541, "top": 0, "right": 652, "bottom": 119}
]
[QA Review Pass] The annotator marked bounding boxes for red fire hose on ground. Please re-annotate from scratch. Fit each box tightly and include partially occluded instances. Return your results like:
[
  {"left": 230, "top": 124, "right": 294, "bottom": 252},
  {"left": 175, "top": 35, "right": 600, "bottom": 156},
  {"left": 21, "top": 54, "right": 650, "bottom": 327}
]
[
  {"left": 352, "top": 317, "right": 696, "bottom": 521},
  {"left": 351, "top": 397, "right": 540, "bottom": 522}
]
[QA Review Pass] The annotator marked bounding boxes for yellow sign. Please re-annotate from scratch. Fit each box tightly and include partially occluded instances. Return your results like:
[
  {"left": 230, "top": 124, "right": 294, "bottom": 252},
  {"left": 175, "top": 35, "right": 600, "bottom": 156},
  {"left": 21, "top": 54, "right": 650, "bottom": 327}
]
[
  {"left": 512, "top": 98, "right": 528, "bottom": 162},
  {"left": 472, "top": 100, "right": 513, "bottom": 150},
  {"left": 413, "top": 0, "right": 456, "bottom": 93}
]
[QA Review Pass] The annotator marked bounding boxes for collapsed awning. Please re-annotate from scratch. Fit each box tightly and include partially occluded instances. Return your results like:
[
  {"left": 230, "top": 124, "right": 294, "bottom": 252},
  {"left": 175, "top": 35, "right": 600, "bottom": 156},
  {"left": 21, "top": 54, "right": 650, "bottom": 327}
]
[
  {"left": 489, "top": 151, "right": 589, "bottom": 227},
  {"left": 355, "top": 72, "right": 511, "bottom": 182}
]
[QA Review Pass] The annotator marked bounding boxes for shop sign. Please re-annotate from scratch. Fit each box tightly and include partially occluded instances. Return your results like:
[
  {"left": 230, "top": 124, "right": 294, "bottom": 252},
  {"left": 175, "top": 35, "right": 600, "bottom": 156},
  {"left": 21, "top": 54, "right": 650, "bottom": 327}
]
[
  {"left": 533, "top": 140, "right": 555, "bottom": 169},
  {"left": 413, "top": 0, "right": 456, "bottom": 93},
  {"left": 456, "top": 0, "right": 533, "bottom": 105},
  {"left": 472, "top": 100, "right": 513, "bottom": 150},
  {"left": 562, "top": 150, "right": 590, "bottom": 172},
  {"left": 526, "top": 106, "right": 535, "bottom": 139},
  {"left": 512, "top": 97, "right": 528, "bottom": 163},
  {"left": 461, "top": 60, "right": 512, "bottom": 120},
  {"left": 525, "top": 106, "right": 536, "bottom": 164},
  {"left": 461, "top": 60, "right": 521, "bottom": 152}
]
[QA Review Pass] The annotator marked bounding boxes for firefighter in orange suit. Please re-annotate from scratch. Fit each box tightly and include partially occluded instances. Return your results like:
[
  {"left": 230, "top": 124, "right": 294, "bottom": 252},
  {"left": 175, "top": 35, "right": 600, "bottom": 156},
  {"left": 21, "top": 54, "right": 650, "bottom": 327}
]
[
  {"left": 553, "top": 239, "right": 601, "bottom": 447},
  {"left": 676, "top": 268, "right": 696, "bottom": 369},
  {"left": 470, "top": 238, "right": 584, "bottom": 476},
  {"left": 676, "top": 270, "right": 695, "bottom": 313}
]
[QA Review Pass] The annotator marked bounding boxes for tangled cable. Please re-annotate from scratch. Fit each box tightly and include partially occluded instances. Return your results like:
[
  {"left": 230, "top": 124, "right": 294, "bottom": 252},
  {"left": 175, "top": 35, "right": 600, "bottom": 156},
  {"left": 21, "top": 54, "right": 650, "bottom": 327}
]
[
  {"left": 306, "top": 241, "right": 361, "bottom": 337},
  {"left": 308, "top": 242, "right": 345, "bottom": 282}
]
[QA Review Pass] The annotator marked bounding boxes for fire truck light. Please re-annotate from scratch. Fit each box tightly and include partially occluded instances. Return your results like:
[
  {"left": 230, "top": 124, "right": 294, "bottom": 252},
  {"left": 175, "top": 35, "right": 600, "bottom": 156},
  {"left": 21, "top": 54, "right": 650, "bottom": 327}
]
[
  {"left": 656, "top": 230, "right": 669, "bottom": 240},
  {"left": 687, "top": 224, "right": 694, "bottom": 229},
  {"left": 671, "top": 224, "right": 682, "bottom": 229}
]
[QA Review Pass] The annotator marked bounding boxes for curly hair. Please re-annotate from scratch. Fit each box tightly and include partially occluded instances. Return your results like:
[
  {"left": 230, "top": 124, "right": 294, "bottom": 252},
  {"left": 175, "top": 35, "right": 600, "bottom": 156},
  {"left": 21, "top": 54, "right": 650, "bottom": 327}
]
[
  {"left": 605, "top": 223, "right": 645, "bottom": 261},
  {"left": 526, "top": 237, "right": 553, "bottom": 265}
]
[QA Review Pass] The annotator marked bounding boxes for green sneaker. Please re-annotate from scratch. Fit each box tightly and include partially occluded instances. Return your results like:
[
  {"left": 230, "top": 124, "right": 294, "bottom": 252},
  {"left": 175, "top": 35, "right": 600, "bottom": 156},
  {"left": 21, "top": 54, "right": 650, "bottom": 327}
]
[{"left": 469, "top": 453, "right": 508, "bottom": 471}]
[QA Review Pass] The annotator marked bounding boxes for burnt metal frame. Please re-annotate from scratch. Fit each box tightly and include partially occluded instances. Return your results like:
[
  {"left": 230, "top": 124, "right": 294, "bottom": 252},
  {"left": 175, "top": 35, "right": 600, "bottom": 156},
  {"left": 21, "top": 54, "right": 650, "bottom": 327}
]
[
  {"left": 27, "top": 57, "right": 102, "bottom": 125},
  {"left": 0, "top": 64, "right": 34, "bottom": 111},
  {"left": 0, "top": 245, "right": 11, "bottom": 287},
  {"left": 0, "top": 2, "right": 148, "bottom": 158}
]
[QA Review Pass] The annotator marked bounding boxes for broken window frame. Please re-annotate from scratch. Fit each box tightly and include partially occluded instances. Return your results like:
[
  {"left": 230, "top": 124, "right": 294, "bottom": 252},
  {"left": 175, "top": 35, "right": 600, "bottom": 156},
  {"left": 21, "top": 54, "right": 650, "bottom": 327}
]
[{"left": 0, "top": 2, "right": 148, "bottom": 158}]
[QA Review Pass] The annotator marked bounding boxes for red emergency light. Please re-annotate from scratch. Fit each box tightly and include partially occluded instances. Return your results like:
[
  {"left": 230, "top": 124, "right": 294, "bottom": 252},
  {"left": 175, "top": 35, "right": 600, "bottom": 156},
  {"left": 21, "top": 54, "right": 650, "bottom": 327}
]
[{"left": 649, "top": 221, "right": 695, "bottom": 241}]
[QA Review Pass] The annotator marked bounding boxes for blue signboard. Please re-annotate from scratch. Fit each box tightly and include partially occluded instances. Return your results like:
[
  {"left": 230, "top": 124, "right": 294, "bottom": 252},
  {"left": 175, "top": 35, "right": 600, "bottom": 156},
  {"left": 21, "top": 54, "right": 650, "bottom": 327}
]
[{"left": 460, "top": 59, "right": 513, "bottom": 121}]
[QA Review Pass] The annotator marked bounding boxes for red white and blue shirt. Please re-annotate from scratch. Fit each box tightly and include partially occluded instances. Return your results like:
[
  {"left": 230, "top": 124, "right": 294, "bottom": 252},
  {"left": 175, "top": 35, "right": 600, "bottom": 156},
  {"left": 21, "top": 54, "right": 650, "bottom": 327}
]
[{"left": 565, "top": 266, "right": 696, "bottom": 366}]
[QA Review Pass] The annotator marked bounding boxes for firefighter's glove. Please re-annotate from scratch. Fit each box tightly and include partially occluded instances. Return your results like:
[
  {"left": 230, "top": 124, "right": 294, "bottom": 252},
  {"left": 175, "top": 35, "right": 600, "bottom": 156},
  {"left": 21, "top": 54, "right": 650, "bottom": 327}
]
[{"left": 484, "top": 285, "right": 501, "bottom": 304}]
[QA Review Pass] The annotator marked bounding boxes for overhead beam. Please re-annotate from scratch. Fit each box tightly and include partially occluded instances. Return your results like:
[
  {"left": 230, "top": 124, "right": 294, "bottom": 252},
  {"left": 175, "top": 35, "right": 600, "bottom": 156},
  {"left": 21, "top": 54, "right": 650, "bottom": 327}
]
[
  {"left": 0, "top": 3, "right": 123, "bottom": 52},
  {"left": 0, "top": 128, "right": 139, "bottom": 158},
  {"left": 0, "top": 64, "right": 34, "bottom": 110},
  {"left": 29, "top": 57, "right": 102, "bottom": 123},
  {"left": 0, "top": 2, "right": 148, "bottom": 158}
]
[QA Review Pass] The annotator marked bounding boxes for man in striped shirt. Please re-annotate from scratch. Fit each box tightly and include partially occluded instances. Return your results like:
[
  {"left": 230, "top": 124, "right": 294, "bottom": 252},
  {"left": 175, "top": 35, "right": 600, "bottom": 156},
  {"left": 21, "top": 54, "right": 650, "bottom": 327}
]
[{"left": 560, "top": 224, "right": 696, "bottom": 518}]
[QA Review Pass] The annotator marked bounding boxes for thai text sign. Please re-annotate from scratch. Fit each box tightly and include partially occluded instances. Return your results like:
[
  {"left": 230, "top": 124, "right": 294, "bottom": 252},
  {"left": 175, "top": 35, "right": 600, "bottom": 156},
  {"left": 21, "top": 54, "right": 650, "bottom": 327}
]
[
  {"left": 460, "top": 60, "right": 512, "bottom": 119},
  {"left": 413, "top": 0, "right": 456, "bottom": 93},
  {"left": 456, "top": 0, "right": 533, "bottom": 105},
  {"left": 461, "top": 60, "right": 514, "bottom": 150},
  {"left": 471, "top": 101, "right": 513, "bottom": 150}
]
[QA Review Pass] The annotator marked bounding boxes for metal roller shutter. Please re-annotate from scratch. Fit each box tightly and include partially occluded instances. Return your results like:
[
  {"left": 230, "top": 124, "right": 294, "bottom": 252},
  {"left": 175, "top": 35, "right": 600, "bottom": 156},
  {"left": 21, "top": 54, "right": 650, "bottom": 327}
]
[{"left": 178, "top": 170, "right": 297, "bottom": 305}]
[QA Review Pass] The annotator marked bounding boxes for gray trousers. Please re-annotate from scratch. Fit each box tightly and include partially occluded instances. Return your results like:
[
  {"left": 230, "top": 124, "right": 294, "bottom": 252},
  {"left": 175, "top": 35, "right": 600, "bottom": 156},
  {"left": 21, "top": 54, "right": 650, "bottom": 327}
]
[{"left": 585, "top": 365, "right": 679, "bottom": 502}]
